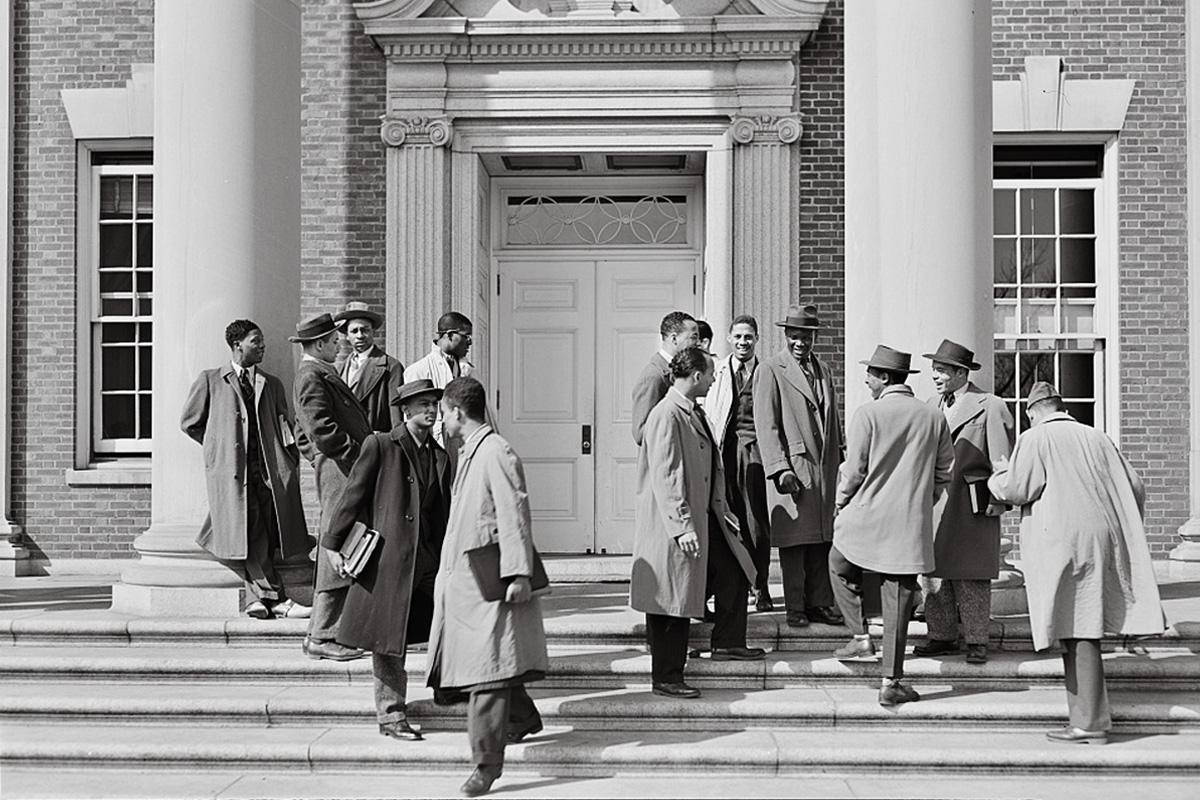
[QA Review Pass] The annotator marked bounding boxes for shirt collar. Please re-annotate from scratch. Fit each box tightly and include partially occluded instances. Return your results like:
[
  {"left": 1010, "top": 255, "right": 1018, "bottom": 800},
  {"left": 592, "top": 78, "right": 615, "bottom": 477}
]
[
  {"left": 950, "top": 382, "right": 969, "bottom": 402},
  {"left": 658, "top": 348, "right": 674, "bottom": 365},
  {"left": 231, "top": 361, "right": 255, "bottom": 380}
]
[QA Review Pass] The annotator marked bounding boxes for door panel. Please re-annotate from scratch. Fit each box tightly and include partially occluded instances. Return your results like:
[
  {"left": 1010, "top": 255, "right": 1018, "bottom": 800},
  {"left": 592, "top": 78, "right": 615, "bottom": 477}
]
[{"left": 498, "top": 260, "right": 596, "bottom": 553}]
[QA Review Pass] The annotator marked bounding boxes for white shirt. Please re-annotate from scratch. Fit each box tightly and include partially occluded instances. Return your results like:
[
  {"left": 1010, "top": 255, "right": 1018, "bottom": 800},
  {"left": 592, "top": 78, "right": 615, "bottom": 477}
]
[
  {"left": 942, "top": 382, "right": 969, "bottom": 420},
  {"left": 230, "top": 361, "right": 256, "bottom": 384}
]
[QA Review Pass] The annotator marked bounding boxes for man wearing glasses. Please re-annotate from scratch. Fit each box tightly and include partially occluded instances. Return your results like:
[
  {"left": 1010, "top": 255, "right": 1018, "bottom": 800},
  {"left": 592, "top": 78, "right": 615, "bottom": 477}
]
[{"left": 405, "top": 311, "right": 478, "bottom": 449}]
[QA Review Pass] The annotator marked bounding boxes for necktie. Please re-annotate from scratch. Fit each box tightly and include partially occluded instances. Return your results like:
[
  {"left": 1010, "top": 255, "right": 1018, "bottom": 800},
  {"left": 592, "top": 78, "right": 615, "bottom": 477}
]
[
  {"left": 346, "top": 353, "right": 365, "bottom": 389},
  {"left": 238, "top": 369, "right": 254, "bottom": 407},
  {"left": 945, "top": 393, "right": 956, "bottom": 409},
  {"left": 735, "top": 362, "right": 746, "bottom": 394}
]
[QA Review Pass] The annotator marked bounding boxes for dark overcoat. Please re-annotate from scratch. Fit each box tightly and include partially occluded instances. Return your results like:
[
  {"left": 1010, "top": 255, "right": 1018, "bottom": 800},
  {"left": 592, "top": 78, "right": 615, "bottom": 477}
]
[
  {"left": 322, "top": 426, "right": 451, "bottom": 655},
  {"left": 181, "top": 366, "right": 309, "bottom": 560},
  {"left": 631, "top": 352, "right": 671, "bottom": 446},
  {"left": 753, "top": 350, "right": 844, "bottom": 547},
  {"left": 293, "top": 358, "right": 372, "bottom": 591},
  {"left": 929, "top": 383, "right": 1015, "bottom": 580},
  {"left": 338, "top": 345, "right": 405, "bottom": 434}
]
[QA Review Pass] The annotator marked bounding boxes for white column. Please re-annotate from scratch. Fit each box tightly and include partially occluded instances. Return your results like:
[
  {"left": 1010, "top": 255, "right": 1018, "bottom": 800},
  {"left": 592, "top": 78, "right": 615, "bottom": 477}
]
[
  {"left": 1172, "top": 0, "right": 1200, "bottom": 577},
  {"left": 111, "top": 0, "right": 302, "bottom": 616},
  {"left": 0, "top": 0, "right": 30, "bottom": 576},
  {"left": 844, "top": 1, "right": 994, "bottom": 408},
  {"left": 703, "top": 139, "right": 733, "bottom": 354}
]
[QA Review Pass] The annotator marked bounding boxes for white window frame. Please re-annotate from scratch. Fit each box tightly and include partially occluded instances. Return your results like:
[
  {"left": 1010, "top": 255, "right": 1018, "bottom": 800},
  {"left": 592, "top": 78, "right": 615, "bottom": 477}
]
[
  {"left": 992, "top": 137, "right": 1121, "bottom": 438},
  {"left": 74, "top": 140, "right": 153, "bottom": 468}
]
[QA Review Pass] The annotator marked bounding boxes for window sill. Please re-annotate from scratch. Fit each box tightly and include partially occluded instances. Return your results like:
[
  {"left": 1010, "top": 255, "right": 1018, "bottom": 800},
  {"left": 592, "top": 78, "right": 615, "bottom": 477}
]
[{"left": 65, "top": 460, "right": 151, "bottom": 487}]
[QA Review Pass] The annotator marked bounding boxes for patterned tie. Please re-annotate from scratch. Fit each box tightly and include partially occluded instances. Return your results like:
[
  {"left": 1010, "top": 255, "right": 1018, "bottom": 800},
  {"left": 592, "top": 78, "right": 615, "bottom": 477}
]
[
  {"left": 945, "top": 392, "right": 956, "bottom": 409},
  {"left": 346, "top": 352, "right": 366, "bottom": 390}
]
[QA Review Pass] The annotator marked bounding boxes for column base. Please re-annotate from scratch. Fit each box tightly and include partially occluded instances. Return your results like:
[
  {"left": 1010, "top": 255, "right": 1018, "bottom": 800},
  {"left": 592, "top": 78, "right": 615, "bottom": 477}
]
[
  {"left": 111, "top": 522, "right": 243, "bottom": 617},
  {"left": 0, "top": 522, "right": 34, "bottom": 577},
  {"left": 111, "top": 582, "right": 241, "bottom": 617},
  {"left": 1168, "top": 518, "right": 1200, "bottom": 580}
]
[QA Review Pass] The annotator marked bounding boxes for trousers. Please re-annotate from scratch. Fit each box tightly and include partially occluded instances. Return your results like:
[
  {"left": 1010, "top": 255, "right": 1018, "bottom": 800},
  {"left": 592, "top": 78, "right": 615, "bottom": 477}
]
[
  {"left": 921, "top": 576, "right": 991, "bottom": 645},
  {"left": 240, "top": 477, "right": 284, "bottom": 607},
  {"left": 828, "top": 545, "right": 917, "bottom": 680},
  {"left": 780, "top": 541, "right": 835, "bottom": 613},
  {"left": 706, "top": 515, "right": 749, "bottom": 649},
  {"left": 468, "top": 685, "right": 542, "bottom": 767},
  {"left": 645, "top": 613, "right": 690, "bottom": 684},
  {"left": 1062, "top": 638, "right": 1112, "bottom": 731}
]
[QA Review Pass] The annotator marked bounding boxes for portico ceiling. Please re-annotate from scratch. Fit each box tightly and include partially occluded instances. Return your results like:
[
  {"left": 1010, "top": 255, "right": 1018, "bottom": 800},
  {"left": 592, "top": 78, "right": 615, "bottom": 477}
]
[{"left": 355, "top": 0, "right": 830, "bottom": 22}]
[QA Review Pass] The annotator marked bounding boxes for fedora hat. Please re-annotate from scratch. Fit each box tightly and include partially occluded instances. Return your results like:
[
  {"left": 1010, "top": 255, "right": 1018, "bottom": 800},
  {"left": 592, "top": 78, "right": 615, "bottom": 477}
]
[
  {"left": 775, "top": 304, "right": 821, "bottom": 330},
  {"left": 334, "top": 302, "right": 384, "bottom": 329},
  {"left": 287, "top": 313, "right": 339, "bottom": 343},
  {"left": 1026, "top": 381, "right": 1062, "bottom": 407},
  {"left": 859, "top": 344, "right": 919, "bottom": 374},
  {"left": 922, "top": 339, "right": 981, "bottom": 371},
  {"left": 391, "top": 378, "right": 443, "bottom": 407}
]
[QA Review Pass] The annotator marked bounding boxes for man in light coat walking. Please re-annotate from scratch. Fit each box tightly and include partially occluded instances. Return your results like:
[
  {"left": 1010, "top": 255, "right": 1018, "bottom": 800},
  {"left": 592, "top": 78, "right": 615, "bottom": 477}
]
[
  {"left": 988, "top": 381, "right": 1163, "bottom": 744},
  {"left": 915, "top": 340, "right": 1015, "bottom": 664},
  {"left": 427, "top": 377, "right": 547, "bottom": 797},
  {"left": 830, "top": 345, "right": 953, "bottom": 706}
]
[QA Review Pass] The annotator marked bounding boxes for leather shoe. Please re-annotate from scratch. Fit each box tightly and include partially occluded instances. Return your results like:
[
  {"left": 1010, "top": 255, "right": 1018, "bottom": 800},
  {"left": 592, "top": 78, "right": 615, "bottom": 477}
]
[
  {"left": 785, "top": 612, "right": 810, "bottom": 628},
  {"left": 506, "top": 718, "right": 544, "bottom": 744},
  {"left": 652, "top": 681, "right": 701, "bottom": 699},
  {"left": 269, "top": 599, "right": 311, "bottom": 619},
  {"left": 1046, "top": 726, "right": 1107, "bottom": 744},
  {"left": 710, "top": 646, "right": 766, "bottom": 661},
  {"left": 878, "top": 680, "right": 920, "bottom": 706},
  {"left": 244, "top": 601, "right": 272, "bottom": 619},
  {"left": 805, "top": 606, "right": 844, "bottom": 626},
  {"left": 305, "top": 639, "right": 365, "bottom": 661},
  {"left": 833, "top": 637, "right": 877, "bottom": 661},
  {"left": 755, "top": 592, "right": 775, "bottom": 613},
  {"left": 965, "top": 644, "right": 988, "bottom": 664},
  {"left": 378, "top": 718, "right": 423, "bottom": 741},
  {"left": 460, "top": 765, "right": 502, "bottom": 797},
  {"left": 913, "top": 638, "right": 962, "bottom": 657}
]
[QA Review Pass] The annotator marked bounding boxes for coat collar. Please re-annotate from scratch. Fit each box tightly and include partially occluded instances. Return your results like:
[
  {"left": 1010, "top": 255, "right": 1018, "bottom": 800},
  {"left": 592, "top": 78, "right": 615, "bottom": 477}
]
[
  {"left": 771, "top": 349, "right": 823, "bottom": 412},
  {"left": 879, "top": 384, "right": 915, "bottom": 400},
  {"left": 452, "top": 424, "right": 493, "bottom": 491},
  {"left": 354, "top": 346, "right": 389, "bottom": 398},
  {"left": 666, "top": 386, "right": 712, "bottom": 442},
  {"left": 943, "top": 381, "right": 988, "bottom": 432}
]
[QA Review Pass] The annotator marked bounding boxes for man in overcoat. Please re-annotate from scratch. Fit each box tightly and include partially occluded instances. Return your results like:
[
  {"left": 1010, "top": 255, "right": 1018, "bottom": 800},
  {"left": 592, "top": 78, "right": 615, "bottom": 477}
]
[
  {"left": 404, "top": 311, "right": 478, "bottom": 449},
  {"left": 322, "top": 379, "right": 452, "bottom": 742},
  {"left": 830, "top": 345, "right": 953, "bottom": 706},
  {"left": 707, "top": 315, "right": 772, "bottom": 610},
  {"left": 335, "top": 302, "right": 405, "bottom": 434},
  {"left": 427, "top": 377, "right": 548, "bottom": 797},
  {"left": 753, "top": 304, "right": 844, "bottom": 628},
  {"left": 631, "top": 310, "right": 698, "bottom": 446},
  {"left": 988, "top": 382, "right": 1163, "bottom": 744},
  {"left": 292, "top": 312, "right": 373, "bottom": 661},
  {"left": 914, "top": 339, "right": 1014, "bottom": 664},
  {"left": 631, "top": 347, "right": 761, "bottom": 701},
  {"left": 181, "top": 319, "right": 310, "bottom": 619}
]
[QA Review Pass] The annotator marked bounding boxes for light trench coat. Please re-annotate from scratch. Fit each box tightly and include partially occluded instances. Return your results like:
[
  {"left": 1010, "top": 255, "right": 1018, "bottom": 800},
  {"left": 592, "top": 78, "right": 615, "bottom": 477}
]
[
  {"left": 988, "top": 412, "right": 1164, "bottom": 651},
  {"left": 426, "top": 425, "right": 548, "bottom": 690}
]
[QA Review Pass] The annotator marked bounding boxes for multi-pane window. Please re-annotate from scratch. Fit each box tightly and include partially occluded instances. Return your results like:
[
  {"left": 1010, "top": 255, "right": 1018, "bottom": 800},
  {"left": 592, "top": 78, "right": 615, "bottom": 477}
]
[
  {"left": 91, "top": 163, "right": 153, "bottom": 454},
  {"left": 993, "top": 145, "right": 1108, "bottom": 433}
]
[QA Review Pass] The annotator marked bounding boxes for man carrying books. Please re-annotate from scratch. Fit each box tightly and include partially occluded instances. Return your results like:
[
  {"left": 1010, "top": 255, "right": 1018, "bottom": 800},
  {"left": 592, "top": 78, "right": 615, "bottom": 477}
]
[
  {"left": 427, "top": 376, "right": 548, "bottom": 798},
  {"left": 322, "top": 378, "right": 453, "bottom": 742}
]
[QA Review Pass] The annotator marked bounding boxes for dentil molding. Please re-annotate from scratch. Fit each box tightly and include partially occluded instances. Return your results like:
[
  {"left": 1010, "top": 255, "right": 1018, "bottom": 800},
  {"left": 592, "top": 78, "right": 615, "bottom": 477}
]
[
  {"left": 730, "top": 113, "right": 803, "bottom": 145},
  {"left": 380, "top": 115, "right": 455, "bottom": 147}
]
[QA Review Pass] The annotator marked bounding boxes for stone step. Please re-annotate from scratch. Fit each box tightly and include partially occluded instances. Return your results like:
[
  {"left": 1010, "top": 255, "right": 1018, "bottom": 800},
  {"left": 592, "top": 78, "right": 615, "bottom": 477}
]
[
  {"left": 2, "top": 720, "right": 1198, "bottom": 776},
  {"left": 1, "top": 645, "right": 1197, "bottom": 691},
  {"left": 3, "top": 680, "right": 1198, "bottom": 733}
]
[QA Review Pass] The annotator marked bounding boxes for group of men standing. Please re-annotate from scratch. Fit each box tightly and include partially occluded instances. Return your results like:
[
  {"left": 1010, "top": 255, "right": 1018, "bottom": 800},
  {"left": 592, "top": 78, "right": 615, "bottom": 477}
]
[{"left": 182, "top": 304, "right": 546, "bottom": 796}]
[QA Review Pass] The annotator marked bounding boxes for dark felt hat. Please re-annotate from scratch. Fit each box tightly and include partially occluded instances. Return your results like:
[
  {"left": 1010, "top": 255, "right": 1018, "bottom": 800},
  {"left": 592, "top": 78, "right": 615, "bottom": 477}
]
[
  {"left": 334, "top": 302, "right": 384, "bottom": 329},
  {"left": 923, "top": 339, "right": 981, "bottom": 371},
  {"left": 1027, "top": 381, "right": 1062, "bottom": 407},
  {"left": 391, "top": 378, "right": 443, "bottom": 407},
  {"left": 775, "top": 304, "right": 821, "bottom": 330},
  {"left": 859, "top": 344, "right": 919, "bottom": 374},
  {"left": 288, "top": 313, "right": 339, "bottom": 343}
]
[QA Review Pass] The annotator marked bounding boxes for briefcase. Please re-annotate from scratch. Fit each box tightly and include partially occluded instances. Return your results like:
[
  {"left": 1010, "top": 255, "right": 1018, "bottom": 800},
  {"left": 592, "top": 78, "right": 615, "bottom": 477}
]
[
  {"left": 340, "top": 521, "right": 381, "bottom": 578},
  {"left": 465, "top": 541, "right": 550, "bottom": 603}
]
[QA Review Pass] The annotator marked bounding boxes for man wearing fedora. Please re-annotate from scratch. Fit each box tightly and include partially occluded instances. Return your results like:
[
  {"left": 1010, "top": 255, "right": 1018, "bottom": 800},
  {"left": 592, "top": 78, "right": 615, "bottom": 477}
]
[
  {"left": 181, "top": 319, "right": 311, "bottom": 620},
  {"left": 753, "top": 304, "right": 844, "bottom": 627},
  {"left": 913, "top": 339, "right": 1014, "bottom": 665},
  {"left": 322, "top": 379, "right": 453, "bottom": 743},
  {"left": 291, "top": 312, "right": 373, "bottom": 661},
  {"left": 404, "top": 311, "right": 478, "bottom": 449},
  {"left": 335, "top": 302, "right": 405, "bottom": 435},
  {"left": 830, "top": 345, "right": 953, "bottom": 706},
  {"left": 989, "top": 382, "right": 1163, "bottom": 743},
  {"left": 631, "top": 310, "right": 699, "bottom": 446}
]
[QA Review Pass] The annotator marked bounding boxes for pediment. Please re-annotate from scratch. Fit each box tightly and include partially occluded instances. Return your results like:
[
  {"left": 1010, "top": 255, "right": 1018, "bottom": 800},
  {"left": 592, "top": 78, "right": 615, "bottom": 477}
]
[{"left": 355, "top": 0, "right": 829, "bottom": 21}]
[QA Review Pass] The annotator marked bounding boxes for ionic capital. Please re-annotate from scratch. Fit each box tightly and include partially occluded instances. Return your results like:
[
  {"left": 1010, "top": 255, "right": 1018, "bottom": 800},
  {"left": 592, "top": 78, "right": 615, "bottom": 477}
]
[
  {"left": 380, "top": 115, "right": 454, "bottom": 148},
  {"left": 729, "top": 113, "right": 804, "bottom": 145}
]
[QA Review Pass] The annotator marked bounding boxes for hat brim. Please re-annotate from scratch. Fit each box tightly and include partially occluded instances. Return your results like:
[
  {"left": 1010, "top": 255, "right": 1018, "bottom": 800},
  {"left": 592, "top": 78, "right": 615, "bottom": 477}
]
[
  {"left": 775, "top": 321, "right": 820, "bottom": 330},
  {"left": 335, "top": 311, "right": 384, "bottom": 328},
  {"left": 859, "top": 359, "right": 919, "bottom": 374},
  {"left": 288, "top": 331, "right": 336, "bottom": 343},
  {"left": 391, "top": 387, "right": 444, "bottom": 406},
  {"left": 923, "top": 354, "right": 982, "bottom": 371}
]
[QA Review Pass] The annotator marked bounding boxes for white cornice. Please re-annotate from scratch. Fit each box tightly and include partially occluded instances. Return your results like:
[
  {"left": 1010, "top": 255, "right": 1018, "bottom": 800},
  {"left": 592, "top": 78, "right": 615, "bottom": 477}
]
[{"left": 355, "top": 0, "right": 828, "bottom": 22}]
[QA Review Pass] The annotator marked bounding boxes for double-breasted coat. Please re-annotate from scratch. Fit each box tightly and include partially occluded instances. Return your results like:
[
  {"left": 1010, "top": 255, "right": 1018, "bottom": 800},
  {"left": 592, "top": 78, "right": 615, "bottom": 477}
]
[
  {"left": 630, "top": 389, "right": 756, "bottom": 619},
  {"left": 988, "top": 413, "right": 1164, "bottom": 651},
  {"left": 426, "top": 426, "right": 549, "bottom": 691},
  {"left": 929, "top": 383, "right": 1015, "bottom": 580},
  {"left": 631, "top": 352, "right": 671, "bottom": 447},
  {"left": 293, "top": 358, "right": 373, "bottom": 591},
  {"left": 321, "top": 425, "right": 451, "bottom": 655},
  {"left": 181, "top": 366, "right": 309, "bottom": 560},
  {"left": 834, "top": 385, "right": 954, "bottom": 575},
  {"left": 339, "top": 345, "right": 405, "bottom": 434},
  {"left": 753, "top": 350, "right": 844, "bottom": 547}
]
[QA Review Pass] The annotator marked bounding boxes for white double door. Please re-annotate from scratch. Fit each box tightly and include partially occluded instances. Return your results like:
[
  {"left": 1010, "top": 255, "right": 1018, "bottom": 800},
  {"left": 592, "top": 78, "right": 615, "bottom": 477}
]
[{"left": 496, "top": 254, "right": 697, "bottom": 554}]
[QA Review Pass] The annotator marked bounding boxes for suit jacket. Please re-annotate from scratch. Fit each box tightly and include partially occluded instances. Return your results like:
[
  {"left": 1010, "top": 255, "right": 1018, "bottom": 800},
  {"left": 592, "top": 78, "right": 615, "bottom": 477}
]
[
  {"left": 753, "top": 350, "right": 844, "bottom": 546},
  {"left": 180, "top": 365, "right": 309, "bottom": 561},
  {"left": 631, "top": 352, "right": 671, "bottom": 446},
  {"left": 322, "top": 425, "right": 451, "bottom": 655},
  {"left": 929, "top": 383, "right": 1015, "bottom": 580},
  {"left": 630, "top": 388, "right": 756, "bottom": 618},
  {"left": 833, "top": 385, "right": 953, "bottom": 574},
  {"left": 338, "top": 345, "right": 405, "bottom": 434},
  {"left": 708, "top": 354, "right": 759, "bottom": 452}
]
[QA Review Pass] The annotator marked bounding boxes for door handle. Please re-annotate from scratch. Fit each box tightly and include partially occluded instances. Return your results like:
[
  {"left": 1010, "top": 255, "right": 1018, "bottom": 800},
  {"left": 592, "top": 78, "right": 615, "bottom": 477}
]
[{"left": 581, "top": 424, "right": 592, "bottom": 456}]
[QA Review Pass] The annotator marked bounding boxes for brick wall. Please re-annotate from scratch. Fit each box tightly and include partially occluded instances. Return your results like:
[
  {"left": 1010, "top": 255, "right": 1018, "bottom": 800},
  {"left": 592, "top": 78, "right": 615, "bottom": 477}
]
[
  {"left": 9, "top": 0, "right": 155, "bottom": 560},
  {"left": 993, "top": 0, "right": 1190, "bottom": 553}
]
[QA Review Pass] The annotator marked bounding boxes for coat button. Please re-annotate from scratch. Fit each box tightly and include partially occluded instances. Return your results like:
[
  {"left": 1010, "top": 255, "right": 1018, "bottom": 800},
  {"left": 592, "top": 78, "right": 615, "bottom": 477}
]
[
  {"left": 405, "top": 514, "right": 414, "bottom": 522},
  {"left": 408, "top": 477, "right": 414, "bottom": 483}
]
